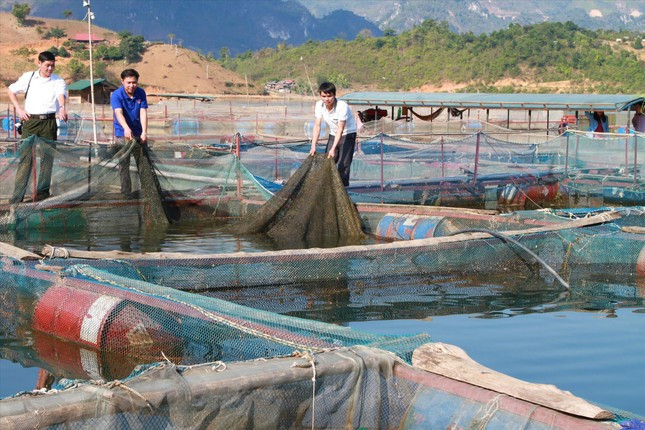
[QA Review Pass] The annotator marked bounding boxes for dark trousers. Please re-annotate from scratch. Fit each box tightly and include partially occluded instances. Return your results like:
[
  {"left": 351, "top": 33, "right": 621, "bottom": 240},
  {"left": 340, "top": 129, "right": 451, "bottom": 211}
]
[
  {"left": 107, "top": 138, "right": 142, "bottom": 194},
  {"left": 10, "top": 118, "right": 57, "bottom": 203},
  {"left": 325, "top": 132, "right": 356, "bottom": 186}
]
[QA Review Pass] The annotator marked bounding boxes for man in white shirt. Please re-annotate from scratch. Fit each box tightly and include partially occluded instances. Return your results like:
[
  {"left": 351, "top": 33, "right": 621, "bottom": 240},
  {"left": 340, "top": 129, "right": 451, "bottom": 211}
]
[
  {"left": 7, "top": 51, "right": 67, "bottom": 203},
  {"left": 309, "top": 82, "right": 357, "bottom": 186}
]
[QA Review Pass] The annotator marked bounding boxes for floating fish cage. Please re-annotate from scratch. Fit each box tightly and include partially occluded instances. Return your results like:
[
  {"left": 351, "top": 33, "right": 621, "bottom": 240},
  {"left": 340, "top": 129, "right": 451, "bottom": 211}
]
[{"left": 1, "top": 127, "right": 644, "bottom": 428}]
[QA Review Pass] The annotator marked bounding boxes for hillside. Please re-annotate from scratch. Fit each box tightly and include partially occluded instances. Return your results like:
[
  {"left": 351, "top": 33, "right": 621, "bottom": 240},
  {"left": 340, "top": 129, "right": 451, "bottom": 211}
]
[
  {"left": 0, "top": 12, "right": 258, "bottom": 96},
  {"left": 226, "top": 20, "right": 645, "bottom": 94},
  {"left": 2, "top": 0, "right": 382, "bottom": 57}
]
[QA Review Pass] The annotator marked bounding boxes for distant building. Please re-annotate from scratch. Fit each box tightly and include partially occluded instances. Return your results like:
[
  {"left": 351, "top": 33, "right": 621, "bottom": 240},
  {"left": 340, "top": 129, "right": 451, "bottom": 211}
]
[
  {"left": 265, "top": 79, "right": 294, "bottom": 93},
  {"left": 67, "top": 79, "right": 118, "bottom": 104},
  {"left": 72, "top": 33, "right": 106, "bottom": 44}
]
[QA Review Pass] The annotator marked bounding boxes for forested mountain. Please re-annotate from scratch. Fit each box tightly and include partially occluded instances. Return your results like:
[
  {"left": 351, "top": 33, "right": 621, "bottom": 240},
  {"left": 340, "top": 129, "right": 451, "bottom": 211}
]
[
  {"left": 224, "top": 20, "right": 644, "bottom": 94},
  {"left": 300, "top": 0, "right": 645, "bottom": 34},
  {"left": 4, "top": 0, "right": 642, "bottom": 58},
  {"left": 0, "top": 0, "right": 381, "bottom": 56},
  {"left": 2, "top": 1, "right": 642, "bottom": 94}
]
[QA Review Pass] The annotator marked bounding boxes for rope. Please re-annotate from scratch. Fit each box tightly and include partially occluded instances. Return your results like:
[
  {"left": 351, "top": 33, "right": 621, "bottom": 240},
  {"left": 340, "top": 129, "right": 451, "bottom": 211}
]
[
  {"left": 476, "top": 394, "right": 501, "bottom": 429},
  {"left": 292, "top": 351, "right": 317, "bottom": 430},
  {"left": 448, "top": 228, "right": 570, "bottom": 291},
  {"left": 105, "top": 380, "right": 154, "bottom": 412}
]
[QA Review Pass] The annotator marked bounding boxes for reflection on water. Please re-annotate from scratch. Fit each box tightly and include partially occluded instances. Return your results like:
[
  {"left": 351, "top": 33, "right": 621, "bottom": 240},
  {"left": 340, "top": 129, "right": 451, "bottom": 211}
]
[
  {"left": 205, "top": 271, "right": 643, "bottom": 322},
  {"left": 6, "top": 216, "right": 377, "bottom": 255}
]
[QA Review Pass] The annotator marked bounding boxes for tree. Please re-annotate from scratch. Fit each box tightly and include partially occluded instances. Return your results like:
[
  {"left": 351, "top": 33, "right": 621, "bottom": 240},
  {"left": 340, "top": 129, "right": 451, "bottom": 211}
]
[
  {"left": 45, "top": 27, "right": 67, "bottom": 45},
  {"left": 219, "top": 46, "right": 230, "bottom": 61},
  {"left": 634, "top": 38, "right": 643, "bottom": 49},
  {"left": 118, "top": 32, "right": 145, "bottom": 62},
  {"left": 359, "top": 29, "right": 372, "bottom": 39},
  {"left": 383, "top": 28, "right": 396, "bottom": 37},
  {"left": 66, "top": 59, "right": 88, "bottom": 81},
  {"left": 63, "top": 10, "right": 73, "bottom": 19},
  {"left": 12, "top": 3, "right": 30, "bottom": 26}
]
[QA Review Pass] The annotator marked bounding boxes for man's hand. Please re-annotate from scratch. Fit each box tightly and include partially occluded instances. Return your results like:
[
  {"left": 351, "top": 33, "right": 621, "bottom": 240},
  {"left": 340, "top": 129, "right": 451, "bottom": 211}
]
[
  {"left": 59, "top": 106, "right": 68, "bottom": 122},
  {"left": 17, "top": 108, "right": 29, "bottom": 121},
  {"left": 309, "top": 145, "right": 316, "bottom": 156},
  {"left": 140, "top": 132, "right": 147, "bottom": 144},
  {"left": 327, "top": 147, "right": 337, "bottom": 158}
]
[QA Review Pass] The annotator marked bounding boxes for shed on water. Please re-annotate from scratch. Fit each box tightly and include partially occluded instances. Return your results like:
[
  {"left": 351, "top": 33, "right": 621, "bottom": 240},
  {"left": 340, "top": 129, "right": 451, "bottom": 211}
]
[{"left": 340, "top": 92, "right": 645, "bottom": 132}]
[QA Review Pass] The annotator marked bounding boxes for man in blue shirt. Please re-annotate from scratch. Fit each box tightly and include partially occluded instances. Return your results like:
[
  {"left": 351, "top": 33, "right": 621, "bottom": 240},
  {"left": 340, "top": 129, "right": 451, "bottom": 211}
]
[{"left": 110, "top": 69, "right": 148, "bottom": 195}]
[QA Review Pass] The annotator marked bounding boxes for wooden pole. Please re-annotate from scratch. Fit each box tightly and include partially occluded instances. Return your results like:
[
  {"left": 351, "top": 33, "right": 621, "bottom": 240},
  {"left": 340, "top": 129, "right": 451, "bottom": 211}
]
[{"left": 472, "top": 132, "right": 481, "bottom": 184}]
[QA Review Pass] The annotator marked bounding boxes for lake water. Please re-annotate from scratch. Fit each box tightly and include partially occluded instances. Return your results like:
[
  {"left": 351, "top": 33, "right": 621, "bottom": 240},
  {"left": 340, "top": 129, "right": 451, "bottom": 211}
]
[{"left": 1, "top": 223, "right": 644, "bottom": 418}]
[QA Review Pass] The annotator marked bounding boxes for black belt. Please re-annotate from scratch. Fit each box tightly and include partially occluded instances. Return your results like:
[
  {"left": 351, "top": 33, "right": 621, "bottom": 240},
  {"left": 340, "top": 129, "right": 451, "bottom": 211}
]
[{"left": 30, "top": 113, "right": 57, "bottom": 120}]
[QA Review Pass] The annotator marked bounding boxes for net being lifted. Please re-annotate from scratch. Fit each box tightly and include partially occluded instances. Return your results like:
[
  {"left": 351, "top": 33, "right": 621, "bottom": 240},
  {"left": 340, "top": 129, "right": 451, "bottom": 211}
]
[{"left": 230, "top": 153, "right": 366, "bottom": 248}]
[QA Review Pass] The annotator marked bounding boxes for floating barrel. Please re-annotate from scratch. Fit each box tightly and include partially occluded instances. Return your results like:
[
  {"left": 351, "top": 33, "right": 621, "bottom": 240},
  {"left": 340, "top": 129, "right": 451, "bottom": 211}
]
[
  {"left": 499, "top": 183, "right": 559, "bottom": 207},
  {"left": 637, "top": 245, "right": 645, "bottom": 279},
  {"left": 33, "top": 284, "right": 184, "bottom": 358},
  {"left": 525, "top": 182, "right": 559, "bottom": 203},
  {"left": 375, "top": 213, "right": 457, "bottom": 240}
]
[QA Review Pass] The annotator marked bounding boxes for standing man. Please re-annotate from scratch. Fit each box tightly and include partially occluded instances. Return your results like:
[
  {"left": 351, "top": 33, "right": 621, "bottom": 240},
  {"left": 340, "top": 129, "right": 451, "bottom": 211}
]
[
  {"left": 632, "top": 102, "right": 645, "bottom": 133},
  {"left": 584, "top": 110, "right": 609, "bottom": 133},
  {"left": 7, "top": 51, "right": 67, "bottom": 203},
  {"left": 309, "top": 82, "right": 358, "bottom": 186},
  {"left": 110, "top": 69, "right": 148, "bottom": 195}
]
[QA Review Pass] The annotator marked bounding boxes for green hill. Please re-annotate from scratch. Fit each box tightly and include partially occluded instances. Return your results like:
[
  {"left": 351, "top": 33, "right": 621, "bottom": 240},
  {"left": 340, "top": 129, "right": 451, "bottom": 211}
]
[{"left": 224, "top": 20, "right": 645, "bottom": 94}]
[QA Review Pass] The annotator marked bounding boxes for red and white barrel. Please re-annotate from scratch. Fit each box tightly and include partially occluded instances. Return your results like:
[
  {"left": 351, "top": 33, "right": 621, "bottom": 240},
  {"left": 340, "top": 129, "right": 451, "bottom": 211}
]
[
  {"left": 33, "top": 284, "right": 184, "bottom": 358},
  {"left": 33, "top": 284, "right": 122, "bottom": 349}
]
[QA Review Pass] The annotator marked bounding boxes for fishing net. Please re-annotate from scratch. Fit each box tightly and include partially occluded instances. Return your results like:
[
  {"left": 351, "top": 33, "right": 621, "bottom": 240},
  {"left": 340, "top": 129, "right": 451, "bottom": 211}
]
[
  {"left": 28, "top": 207, "right": 644, "bottom": 297},
  {"left": 0, "top": 343, "right": 626, "bottom": 429},
  {"left": 0, "top": 257, "right": 430, "bottom": 378},
  {"left": 0, "top": 135, "right": 273, "bottom": 232},
  {"left": 234, "top": 132, "right": 643, "bottom": 209},
  {"left": 231, "top": 153, "right": 365, "bottom": 248},
  {"left": 0, "top": 256, "right": 633, "bottom": 429}
]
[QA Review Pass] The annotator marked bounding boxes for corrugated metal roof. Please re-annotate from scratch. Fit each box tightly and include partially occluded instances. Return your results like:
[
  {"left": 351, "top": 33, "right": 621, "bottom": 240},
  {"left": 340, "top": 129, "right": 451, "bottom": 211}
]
[
  {"left": 340, "top": 92, "right": 644, "bottom": 112},
  {"left": 67, "top": 79, "right": 115, "bottom": 91},
  {"left": 147, "top": 93, "right": 215, "bottom": 101}
]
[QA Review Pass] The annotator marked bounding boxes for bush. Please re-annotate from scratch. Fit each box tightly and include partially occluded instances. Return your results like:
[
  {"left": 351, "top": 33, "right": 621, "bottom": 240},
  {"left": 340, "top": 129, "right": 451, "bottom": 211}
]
[{"left": 10, "top": 47, "right": 36, "bottom": 57}]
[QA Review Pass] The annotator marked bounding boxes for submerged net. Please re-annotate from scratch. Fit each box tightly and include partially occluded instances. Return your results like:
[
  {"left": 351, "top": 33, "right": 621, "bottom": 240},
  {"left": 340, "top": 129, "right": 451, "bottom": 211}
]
[
  {"left": 231, "top": 154, "right": 365, "bottom": 248},
  {"left": 1, "top": 251, "right": 636, "bottom": 429},
  {"left": 30, "top": 207, "right": 645, "bottom": 296}
]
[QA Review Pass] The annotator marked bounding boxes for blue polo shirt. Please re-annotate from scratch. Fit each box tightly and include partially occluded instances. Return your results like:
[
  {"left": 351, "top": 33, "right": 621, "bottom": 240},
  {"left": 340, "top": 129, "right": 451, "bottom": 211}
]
[{"left": 111, "top": 86, "right": 148, "bottom": 137}]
